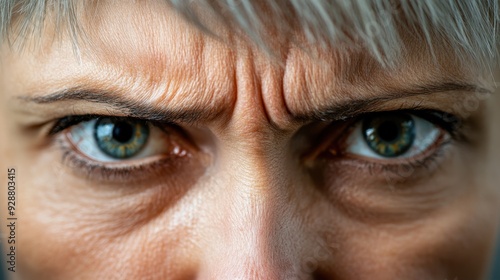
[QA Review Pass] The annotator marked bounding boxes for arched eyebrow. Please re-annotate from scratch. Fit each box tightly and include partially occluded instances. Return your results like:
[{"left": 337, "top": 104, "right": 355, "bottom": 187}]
[{"left": 20, "top": 81, "right": 490, "bottom": 126}]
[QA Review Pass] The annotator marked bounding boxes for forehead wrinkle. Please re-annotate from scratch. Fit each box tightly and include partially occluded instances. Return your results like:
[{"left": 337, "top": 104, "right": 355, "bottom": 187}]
[
  {"left": 76, "top": 0, "right": 237, "bottom": 122},
  {"left": 282, "top": 29, "right": 479, "bottom": 119},
  {"left": 83, "top": 0, "right": 198, "bottom": 77},
  {"left": 282, "top": 46, "right": 384, "bottom": 116}
]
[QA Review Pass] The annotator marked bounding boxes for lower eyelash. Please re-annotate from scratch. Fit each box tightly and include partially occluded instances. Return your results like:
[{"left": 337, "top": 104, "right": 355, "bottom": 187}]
[
  {"left": 338, "top": 138, "right": 453, "bottom": 184},
  {"left": 58, "top": 138, "right": 191, "bottom": 183},
  {"left": 378, "top": 140, "right": 451, "bottom": 178}
]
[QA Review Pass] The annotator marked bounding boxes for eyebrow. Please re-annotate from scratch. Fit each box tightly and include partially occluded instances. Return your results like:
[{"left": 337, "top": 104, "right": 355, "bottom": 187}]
[
  {"left": 21, "top": 82, "right": 490, "bottom": 124},
  {"left": 292, "top": 82, "right": 491, "bottom": 122},
  {"left": 21, "top": 88, "right": 221, "bottom": 124}
]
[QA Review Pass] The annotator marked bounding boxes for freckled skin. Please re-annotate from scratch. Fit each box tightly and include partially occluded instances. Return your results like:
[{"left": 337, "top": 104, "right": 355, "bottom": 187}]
[{"left": 1, "top": 1, "right": 500, "bottom": 280}]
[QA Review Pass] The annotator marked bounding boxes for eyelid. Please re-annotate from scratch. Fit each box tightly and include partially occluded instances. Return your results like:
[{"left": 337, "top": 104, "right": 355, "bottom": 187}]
[
  {"left": 67, "top": 118, "right": 168, "bottom": 162},
  {"left": 304, "top": 109, "right": 462, "bottom": 162},
  {"left": 49, "top": 114, "right": 183, "bottom": 135},
  {"left": 58, "top": 136, "right": 193, "bottom": 183},
  {"left": 50, "top": 114, "right": 204, "bottom": 160},
  {"left": 304, "top": 110, "right": 462, "bottom": 194},
  {"left": 54, "top": 115, "right": 199, "bottom": 183}
]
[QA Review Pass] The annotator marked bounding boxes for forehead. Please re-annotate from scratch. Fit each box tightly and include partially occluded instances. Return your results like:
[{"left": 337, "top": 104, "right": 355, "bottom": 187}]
[{"left": 1, "top": 0, "right": 478, "bottom": 126}]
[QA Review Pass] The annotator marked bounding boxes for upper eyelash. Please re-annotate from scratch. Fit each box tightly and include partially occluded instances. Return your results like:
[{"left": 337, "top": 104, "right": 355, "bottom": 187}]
[
  {"left": 49, "top": 115, "right": 101, "bottom": 135},
  {"left": 53, "top": 110, "right": 461, "bottom": 160},
  {"left": 409, "top": 110, "right": 462, "bottom": 138},
  {"left": 55, "top": 116, "right": 194, "bottom": 182},
  {"left": 358, "top": 109, "right": 462, "bottom": 134},
  {"left": 51, "top": 109, "right": 458, "bottom": 184},
  {"left": 320, "top": 109, "right": 460, "bottom": 164},
  {"left": 49, "top": 115, "right": 168, "bottom": 135},
  {"left": 347, "top": 109, "right": 464, "bottom": 145},
  {"left": 51, "top": 109, "right": 462, "bottom": 134},
  {"left": 328, "top": 108, "right": 460, "bottom": 145}
]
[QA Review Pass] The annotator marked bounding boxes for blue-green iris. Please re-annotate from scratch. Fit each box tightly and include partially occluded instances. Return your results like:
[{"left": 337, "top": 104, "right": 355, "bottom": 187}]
[
  {"left": 362, "top": 113, "right": 415, "bottom": 157},
  {"left": 94, "top": 118, "right": 149, "bottom": 159}
]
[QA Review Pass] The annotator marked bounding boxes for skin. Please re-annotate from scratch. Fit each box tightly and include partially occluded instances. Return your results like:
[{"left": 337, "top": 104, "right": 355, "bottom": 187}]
[{"left": 1, "top": 1, "right": 500, "bottom": 279}]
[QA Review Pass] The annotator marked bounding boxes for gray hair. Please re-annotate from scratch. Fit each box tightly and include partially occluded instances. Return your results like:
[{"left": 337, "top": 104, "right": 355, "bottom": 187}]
[{"left": 1, "top": 0, "right": 499, "bottom": 67}]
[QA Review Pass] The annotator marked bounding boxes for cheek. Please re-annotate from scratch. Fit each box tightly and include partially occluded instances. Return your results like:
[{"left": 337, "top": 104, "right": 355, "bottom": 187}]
[
  {"left": 15, "top": 152, "right": 204, "bottom": 279},
  {"left": 18, "top": 181, "right": 203, "bottom": 279},
  {"left": 341, "top": 188, "right": 496, "bottom": 279}
]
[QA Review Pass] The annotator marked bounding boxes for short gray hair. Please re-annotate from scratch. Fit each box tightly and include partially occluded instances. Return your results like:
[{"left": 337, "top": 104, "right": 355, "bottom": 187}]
[{"left": 1, "top": 0, "right": 499, "bottom": 67}]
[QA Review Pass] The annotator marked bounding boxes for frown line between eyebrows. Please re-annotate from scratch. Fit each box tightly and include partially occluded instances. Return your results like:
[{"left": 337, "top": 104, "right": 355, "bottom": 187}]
[{"left": 19, "top": 81, "right": 490, "bottom": 125}]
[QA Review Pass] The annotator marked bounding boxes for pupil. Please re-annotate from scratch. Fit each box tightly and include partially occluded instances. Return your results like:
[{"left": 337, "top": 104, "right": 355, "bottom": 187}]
[
  {"left": 112, "top": 122, "right": 134, "bottom": 143},
  {"left": 377, "top": 121, "right": 400, "bottom": 143},
  {"left": 362, "top": 113, "right": 415, "bottom": 158}
]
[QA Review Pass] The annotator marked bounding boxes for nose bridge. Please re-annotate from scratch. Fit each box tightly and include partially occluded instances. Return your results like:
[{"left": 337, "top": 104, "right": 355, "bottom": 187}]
[
  {"left": 197, "top": 50, "right": 320, "bottom": 279},
  {"left": 203, "top": 147, "right": 306, "bottom": 279}
]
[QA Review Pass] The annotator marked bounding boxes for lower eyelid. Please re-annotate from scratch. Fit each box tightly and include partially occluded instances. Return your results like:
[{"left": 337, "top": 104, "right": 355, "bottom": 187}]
[
  {"left": 324, "top": 138, "right": 453, "bottom": 185},
  {"left": 344, "top": 130, "right": 449, "bottom": 164},
  {"left": 57, "top": 135, "right": 194, "bottom": 184},
  {"left": 67, "top": 120, "right": 177, "bottom": 162}
]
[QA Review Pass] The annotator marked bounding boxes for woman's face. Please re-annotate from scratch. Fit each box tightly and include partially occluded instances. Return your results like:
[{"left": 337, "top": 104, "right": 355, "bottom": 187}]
[{"left": 1, "top": 1, "right": 499, "bottom": 279}]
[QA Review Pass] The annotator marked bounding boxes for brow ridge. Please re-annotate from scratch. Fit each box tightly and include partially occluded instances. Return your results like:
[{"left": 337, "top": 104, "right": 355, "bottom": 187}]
[
  {"left": 21, "top": 82, "right": 489, "bottom": 125},
  {"left": 292, "top": 82, "right": 490, "bottom": 122},
  {"left": 21, "top": 87, "right": 218, "bottom": 124}
]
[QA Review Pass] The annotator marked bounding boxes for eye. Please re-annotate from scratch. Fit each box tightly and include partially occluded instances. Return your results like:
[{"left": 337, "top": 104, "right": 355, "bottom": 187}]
[
  {"left": 345, "top": 112, "right": 445, "bottom": 159},
  {"left": 67, "top": 117, "right": 171, "bottom": 162}
]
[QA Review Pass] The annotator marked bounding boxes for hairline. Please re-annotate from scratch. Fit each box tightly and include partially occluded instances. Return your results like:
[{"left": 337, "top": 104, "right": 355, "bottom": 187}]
[{"left": 0, "top": 0, "right": 499, "bottom": 69}]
